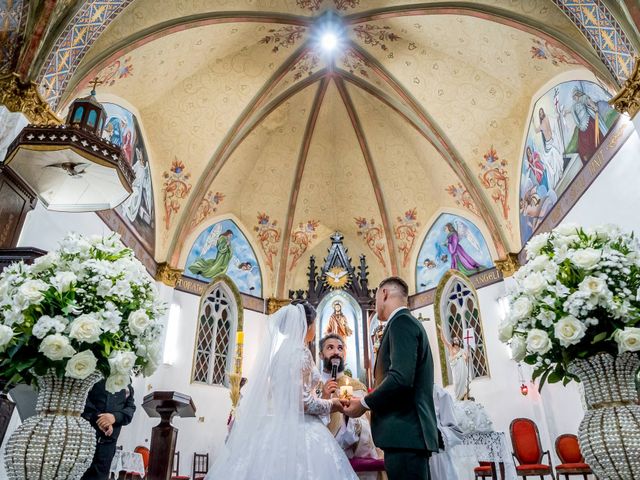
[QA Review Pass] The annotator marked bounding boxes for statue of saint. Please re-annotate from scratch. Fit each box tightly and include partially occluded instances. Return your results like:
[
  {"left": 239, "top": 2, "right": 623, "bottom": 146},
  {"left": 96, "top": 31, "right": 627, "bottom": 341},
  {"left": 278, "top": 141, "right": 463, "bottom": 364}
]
[{"left": 325, "top": 301, "right": 353, "bottom": 338}]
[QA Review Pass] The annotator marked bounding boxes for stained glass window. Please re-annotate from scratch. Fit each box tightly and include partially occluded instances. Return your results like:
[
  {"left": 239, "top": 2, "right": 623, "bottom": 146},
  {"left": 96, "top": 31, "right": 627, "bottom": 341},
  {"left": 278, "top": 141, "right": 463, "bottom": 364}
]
[
  {"left": 192, "top": 282, "right": 237, "bottom": 386},
  {"left": 442, "top": 278, "right": 489, "bottom": 379}
]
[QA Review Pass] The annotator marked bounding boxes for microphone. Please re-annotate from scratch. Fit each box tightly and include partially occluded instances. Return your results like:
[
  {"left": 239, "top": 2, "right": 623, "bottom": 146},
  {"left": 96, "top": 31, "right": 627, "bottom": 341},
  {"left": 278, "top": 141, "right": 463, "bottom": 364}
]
[{"left": 330, "top": 358, "right": 340, "bottom": 381}]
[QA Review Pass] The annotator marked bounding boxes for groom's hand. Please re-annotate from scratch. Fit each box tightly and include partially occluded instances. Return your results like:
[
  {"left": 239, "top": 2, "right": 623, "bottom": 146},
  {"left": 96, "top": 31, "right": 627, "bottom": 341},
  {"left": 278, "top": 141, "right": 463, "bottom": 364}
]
[
  {"left": 322, "top": 380, "right": 338, "bottom": 399},
  {"left": 342, "top": 397, "right": 367, "bottom": 418},
  {"left": 330, "top": 398, "right": 344, "bottom": 413}
]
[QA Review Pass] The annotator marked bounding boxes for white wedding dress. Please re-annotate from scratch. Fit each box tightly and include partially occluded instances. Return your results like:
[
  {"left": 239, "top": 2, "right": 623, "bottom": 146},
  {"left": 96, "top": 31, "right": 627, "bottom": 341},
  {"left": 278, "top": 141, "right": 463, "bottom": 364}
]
[{"left": 205, "top": 304, "right": 358, "bottom": 480}]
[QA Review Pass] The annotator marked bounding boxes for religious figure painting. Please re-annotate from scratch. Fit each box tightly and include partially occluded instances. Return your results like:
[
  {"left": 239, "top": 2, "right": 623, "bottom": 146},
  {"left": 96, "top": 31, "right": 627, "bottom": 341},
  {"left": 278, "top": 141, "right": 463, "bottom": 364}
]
[
  {"left": 184, "top": 219, "right": 263, "bottom": 297},
  {"left": 415, "top": 213, "right": 493, "bottom": 293},
  {"left": 519, "top": 80, "right": 618, "bottom": 244},
  {"left": 102, "top": 103, "right": 155, "bottom": 253},
  {"left": 317, "top": 292, "right": 365, "bottom": 384}
]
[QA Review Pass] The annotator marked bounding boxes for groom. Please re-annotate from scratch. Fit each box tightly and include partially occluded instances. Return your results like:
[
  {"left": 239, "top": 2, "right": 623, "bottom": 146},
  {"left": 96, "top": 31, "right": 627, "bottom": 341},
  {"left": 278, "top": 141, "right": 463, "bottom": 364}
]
[{"left": 343, "top": 277, "right": 439, "bottom": 480}]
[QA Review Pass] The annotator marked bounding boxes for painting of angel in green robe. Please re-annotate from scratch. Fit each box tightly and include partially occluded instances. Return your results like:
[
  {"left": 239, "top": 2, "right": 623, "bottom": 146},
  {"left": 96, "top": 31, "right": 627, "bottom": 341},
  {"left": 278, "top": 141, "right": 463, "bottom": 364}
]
[
  {"left": 189, "top": 228, "right": 234, "bottom": 278},
  {"left": 184, "top": 219, "right": 263, "bottom": 296}
]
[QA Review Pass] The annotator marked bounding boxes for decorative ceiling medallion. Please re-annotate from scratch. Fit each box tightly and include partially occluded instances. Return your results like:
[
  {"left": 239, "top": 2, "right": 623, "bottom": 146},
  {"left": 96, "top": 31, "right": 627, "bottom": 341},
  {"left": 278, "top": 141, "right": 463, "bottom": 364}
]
[
  {"left": 324, "top": 265, "right": 350, "bottom": 289},
  {"left": 354, "top": 217, "right": 386, "bottom": 268},
  {"left": 445, "top": 183, "right": 481, "bottom": 217},
  {"left": 289, "top": 219, "right": 320, "bottom": 271},
  {"left": 3, "top": 86, "right": 133, "bottom": 212},
  {"left": 394, "top": 208, "right": 419, "bottom": 268},
  {"left": 259, "top": 26, "right": 306, "bottom": 53},
  {"left": 478, "top": 146, "right": 509, "bottom": 221},
  {"left": 254, "top": 213, "right": 281, "bottom": 271},
  {"left": 190, "top": 190, "right": 225, "bottom": 230},
  {"left": 162, "top": 159, "right": 191, "bottom": 230}
]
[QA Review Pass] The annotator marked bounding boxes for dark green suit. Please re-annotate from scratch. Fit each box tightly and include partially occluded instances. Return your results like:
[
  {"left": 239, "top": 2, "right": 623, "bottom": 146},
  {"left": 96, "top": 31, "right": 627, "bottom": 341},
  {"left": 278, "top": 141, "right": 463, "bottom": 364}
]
[{"left": 365, "top": 308, "right": 438, "bottom": 480}]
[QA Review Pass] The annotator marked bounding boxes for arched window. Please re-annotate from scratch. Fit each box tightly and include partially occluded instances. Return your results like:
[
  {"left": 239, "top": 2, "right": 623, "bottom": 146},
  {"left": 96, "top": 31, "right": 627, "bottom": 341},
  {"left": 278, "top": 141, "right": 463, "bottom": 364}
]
[
  {"left": 192, "top": 281, "right": 238, "bottom": 386},
  {"left": 436, "top": 272, "right": 489, "bottom": 383},
  {"left": 87, "top": 109, "right": 97, "bottom": 128}
]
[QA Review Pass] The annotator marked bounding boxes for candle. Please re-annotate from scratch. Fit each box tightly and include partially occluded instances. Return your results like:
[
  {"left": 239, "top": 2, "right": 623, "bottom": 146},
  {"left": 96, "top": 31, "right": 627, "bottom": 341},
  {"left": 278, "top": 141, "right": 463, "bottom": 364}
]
[
  {"left": 339, "top": 385, "right": 353, "bottom": 399},
  {"left": 236, "top": 331, "right": 244, "bottom": 344}
]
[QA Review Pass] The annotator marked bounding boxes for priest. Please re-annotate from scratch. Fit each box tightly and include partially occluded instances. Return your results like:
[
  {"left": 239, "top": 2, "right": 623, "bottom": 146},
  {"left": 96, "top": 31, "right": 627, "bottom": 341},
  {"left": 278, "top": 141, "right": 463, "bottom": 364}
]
[{"left": 318, "top": 333, "right": 380, "bottom": 480}]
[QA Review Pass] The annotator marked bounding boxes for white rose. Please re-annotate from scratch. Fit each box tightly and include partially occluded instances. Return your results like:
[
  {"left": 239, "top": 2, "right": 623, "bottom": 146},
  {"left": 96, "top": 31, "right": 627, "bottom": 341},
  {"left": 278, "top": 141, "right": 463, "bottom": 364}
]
[
  {"left": 578, "top": 276, "right": 608, "bottom": 297},
  {"left": 571, "top": 248, "right": 601, "bottom": 270},
  {"left": 498, "top": 321, "right": 514, "bottom": 342},
  {"left": 525, "top": 233, "right": 550, "bottom": 259},
  {"left": 128, "top": 309, "right": 150, "bottom": 336},
  {"left": 553, "top": 223, "right": 579, "bottom": 236},
  {"left": 526, "top": 329, "right": 552, "bottom": 355},
  {"left": 39, "top": 334, "right": 75, "bottom": 361},
  {"left": 31, "top": 253, "right": 57, "bottom": 273},
  {"left": 510, "top": 335, "right": 527, "bottom": 361},
  {"left": 615, "top": 327, "right": 640, "bottom": 353},
  {"left": 510, "top": 296, "right": 532, "bottom": 322},
  {"left": 18, "top": 279, "right": 49, "bottom": 303},
  {"left": 108, "top": 350, "right": 137, "bottom": 374},
  {"left": 50, "top": 271, "right": 77, "bottom": 293},
  {"left": 65, "top": 350, "right": 98, "bottom": 380},
  {"left": 105, "top": 373, "right": 129, "bottom": 394},
  {"left": 554, "top": 315, "right": 587, "bottom": 347},
  {"left": 522, "top": 272, "right": 548, "bottom": 296},
  {"left": 0, "top": 325, "right": 14, "bottom": 351},
  {"left": 69, "top": 314, "right": 102, "bottom": 343}
]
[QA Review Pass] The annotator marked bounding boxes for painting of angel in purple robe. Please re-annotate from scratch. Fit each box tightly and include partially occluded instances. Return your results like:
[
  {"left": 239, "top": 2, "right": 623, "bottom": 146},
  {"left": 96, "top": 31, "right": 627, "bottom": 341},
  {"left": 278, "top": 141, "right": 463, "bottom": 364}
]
[{"left": 416, "top": 214, "right": 493, "bottom": 292}]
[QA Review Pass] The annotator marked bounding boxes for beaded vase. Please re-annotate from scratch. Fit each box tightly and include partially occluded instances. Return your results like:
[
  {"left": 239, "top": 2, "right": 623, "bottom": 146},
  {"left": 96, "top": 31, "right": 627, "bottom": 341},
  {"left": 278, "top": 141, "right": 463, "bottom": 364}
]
[
  {"left": 4, "top": 371, "right": 101, "bottom": 480},
  {"left": 568, "top": 352, "right": 640, "bottom": 480}
]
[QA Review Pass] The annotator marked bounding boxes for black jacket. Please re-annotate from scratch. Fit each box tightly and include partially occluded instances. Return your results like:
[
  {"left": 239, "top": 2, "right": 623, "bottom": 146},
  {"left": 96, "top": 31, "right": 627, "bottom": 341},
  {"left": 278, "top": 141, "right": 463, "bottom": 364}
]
[
  {"left": 364, "top": 308, "right": 439, "bottom": 452},
  {"left": 82, "top": 379, "right": 136, "bottom": 443}
]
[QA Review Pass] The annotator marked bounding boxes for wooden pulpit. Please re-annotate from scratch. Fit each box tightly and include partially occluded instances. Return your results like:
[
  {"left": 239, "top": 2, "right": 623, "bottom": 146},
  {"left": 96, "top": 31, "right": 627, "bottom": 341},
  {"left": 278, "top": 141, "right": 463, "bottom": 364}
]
[{"left": 142, "top": 391, "right": 196, "bottom": 480}]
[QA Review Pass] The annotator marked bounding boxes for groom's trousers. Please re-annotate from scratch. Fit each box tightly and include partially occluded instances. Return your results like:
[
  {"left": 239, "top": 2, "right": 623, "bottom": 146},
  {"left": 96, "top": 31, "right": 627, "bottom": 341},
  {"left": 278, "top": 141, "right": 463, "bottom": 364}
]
[{"left": 383, "top": 448, "right": 431, "bottom": 480}]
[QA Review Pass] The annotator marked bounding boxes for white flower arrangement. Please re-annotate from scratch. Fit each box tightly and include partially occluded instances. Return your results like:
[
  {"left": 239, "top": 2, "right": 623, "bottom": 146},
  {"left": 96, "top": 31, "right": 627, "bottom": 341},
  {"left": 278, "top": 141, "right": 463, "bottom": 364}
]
[
  {"left": 500, "top": 224, "right": 640, "bottom": 387},
  {"left": 0, "top": 233, "right": 165, "bottom": 393}
]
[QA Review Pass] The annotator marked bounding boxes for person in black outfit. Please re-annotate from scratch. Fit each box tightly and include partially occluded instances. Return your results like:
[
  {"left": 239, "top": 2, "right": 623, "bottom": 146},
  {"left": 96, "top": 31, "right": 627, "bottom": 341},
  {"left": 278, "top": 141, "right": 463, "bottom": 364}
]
[{"left": 81, "top": 379, "right": 136, "bottom": 480}]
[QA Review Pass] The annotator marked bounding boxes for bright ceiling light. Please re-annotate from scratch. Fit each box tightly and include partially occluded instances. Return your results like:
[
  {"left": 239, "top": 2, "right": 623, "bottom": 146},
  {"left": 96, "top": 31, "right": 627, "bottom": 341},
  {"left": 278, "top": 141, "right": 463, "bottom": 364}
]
[{"left": 321, "top": 32, "right": 338, "bottom": 52}]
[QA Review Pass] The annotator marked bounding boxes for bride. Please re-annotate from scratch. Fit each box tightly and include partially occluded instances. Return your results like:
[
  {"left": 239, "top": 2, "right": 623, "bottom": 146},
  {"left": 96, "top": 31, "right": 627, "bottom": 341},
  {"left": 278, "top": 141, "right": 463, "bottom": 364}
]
[{"left": 206, "top": 300, "right": 358, "bottom": 479}]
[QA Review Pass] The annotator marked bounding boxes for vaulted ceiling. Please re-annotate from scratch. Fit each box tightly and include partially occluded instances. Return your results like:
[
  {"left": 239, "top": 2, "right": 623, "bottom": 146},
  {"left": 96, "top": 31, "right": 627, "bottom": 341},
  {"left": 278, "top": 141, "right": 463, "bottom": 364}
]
[{"left": 5, "top": 0, "right": 635, "bottom": 295}]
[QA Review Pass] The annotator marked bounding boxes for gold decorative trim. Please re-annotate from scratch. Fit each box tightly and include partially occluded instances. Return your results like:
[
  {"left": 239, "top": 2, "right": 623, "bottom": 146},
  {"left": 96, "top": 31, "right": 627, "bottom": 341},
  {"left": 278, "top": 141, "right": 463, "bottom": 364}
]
[
  {"left": 154, "top": 262, "right": 183, "bottom": 287},
  {"left": 610, "top": 57, "right": 640, "bottom": 118},
  {"left": 494, "top": 252, "right": 520, "bottom": 277},
  {"left": 266, "top": 297, "right": 290, "bottom": 315},
  {"left": 0, "top": 73, "right": 61, "bottom": 125}
]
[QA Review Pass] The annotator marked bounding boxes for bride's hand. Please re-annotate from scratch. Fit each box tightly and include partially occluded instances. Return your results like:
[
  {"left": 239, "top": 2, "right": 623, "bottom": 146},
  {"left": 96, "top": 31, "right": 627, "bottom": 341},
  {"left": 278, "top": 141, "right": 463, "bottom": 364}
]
[{"left": 330, "top": 397, "right": 344, "bottom": 413}]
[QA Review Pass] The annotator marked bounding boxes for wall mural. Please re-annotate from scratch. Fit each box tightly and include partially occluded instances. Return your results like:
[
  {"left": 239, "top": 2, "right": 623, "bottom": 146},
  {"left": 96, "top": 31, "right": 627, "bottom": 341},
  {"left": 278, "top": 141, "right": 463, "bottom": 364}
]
[
  {"left": 519, "top": 80, "right": 618, "bottom": 244},
  {"left": 416, "top": 213, "right": 493, "bottom": 293},
  {"left": 102, "top": 103, "right": 155, "bottom": 253},
  {"left": 184, "top": 219, "right": 263, "bottom": 297}
]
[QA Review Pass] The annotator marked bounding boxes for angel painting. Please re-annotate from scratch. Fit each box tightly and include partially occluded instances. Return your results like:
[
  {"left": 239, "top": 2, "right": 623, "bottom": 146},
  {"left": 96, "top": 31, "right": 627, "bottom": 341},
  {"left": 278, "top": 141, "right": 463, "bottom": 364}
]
[
  {"left": 443, "top": 222, "right": 484, "bottom": 275},
  {"left": 188, "top": 224, "right": 234, "bottom": 279}
]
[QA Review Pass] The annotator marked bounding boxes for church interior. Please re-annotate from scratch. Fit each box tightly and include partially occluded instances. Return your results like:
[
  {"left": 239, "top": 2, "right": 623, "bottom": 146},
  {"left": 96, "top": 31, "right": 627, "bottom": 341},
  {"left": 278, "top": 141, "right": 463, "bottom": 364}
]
[{"left": 1, "top": 0, "right": 640, "bottom": 479}]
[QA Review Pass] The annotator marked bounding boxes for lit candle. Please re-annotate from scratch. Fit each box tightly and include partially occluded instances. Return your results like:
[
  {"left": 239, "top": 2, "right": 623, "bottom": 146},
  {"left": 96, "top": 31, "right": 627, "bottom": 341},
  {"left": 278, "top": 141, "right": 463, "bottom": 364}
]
[
  {"left": 340, "top": 385, "right": 353, "bottom": 399},
  {"left": 236, "top": 331, "right": 244, "bottom": 344}
]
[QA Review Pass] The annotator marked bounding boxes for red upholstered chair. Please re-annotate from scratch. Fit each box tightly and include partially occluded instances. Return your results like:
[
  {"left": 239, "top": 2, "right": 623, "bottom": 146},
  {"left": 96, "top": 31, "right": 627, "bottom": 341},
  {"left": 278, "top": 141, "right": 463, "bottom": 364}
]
[
  {"left": 555, "top": 434, "right": 592, "bottom": 479},
  {"left": 349, "top": 457, "right": 386, "bottom": 474},
  {"left": 123, "top": 446, "right": 149, "bottom": 479},
  {"left": 474, "top": 461, "right": 496, "bottom": 479},
  {"left": 510, "top": 418, "right": 555, "bottom": 479},
  {"left": 172, "top": 451, "right": 190, "bottom": 480}
]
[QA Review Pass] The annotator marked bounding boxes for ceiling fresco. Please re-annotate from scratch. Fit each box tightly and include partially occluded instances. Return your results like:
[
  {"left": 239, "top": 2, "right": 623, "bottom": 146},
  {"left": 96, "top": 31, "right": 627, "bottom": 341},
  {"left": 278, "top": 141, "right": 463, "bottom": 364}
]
[{"left": 2, "top": 0, "right": 636, "bottom": 295}]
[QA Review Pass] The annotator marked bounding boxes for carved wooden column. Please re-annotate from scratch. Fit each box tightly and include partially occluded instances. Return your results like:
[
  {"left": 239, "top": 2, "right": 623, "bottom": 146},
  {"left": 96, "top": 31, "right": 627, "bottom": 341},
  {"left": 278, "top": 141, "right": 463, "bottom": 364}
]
[{"left": 0, "top": 166, "right": 37, "bottom": 248}]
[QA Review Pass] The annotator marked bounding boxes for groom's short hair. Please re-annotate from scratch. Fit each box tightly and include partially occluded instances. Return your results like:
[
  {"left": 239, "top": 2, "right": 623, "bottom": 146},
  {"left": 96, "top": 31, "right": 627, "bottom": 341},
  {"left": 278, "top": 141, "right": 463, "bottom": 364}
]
[
  {"left": 379, "top": 276, "right": 409, "bottom": 298},
  {"left": 319, "top": 333, "right": 344, "bottom": 353}
]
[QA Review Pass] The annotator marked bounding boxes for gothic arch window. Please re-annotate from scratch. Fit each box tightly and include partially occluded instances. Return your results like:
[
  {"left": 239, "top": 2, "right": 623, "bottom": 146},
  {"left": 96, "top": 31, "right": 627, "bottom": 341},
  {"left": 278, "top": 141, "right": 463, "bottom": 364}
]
[
  {"left": 436, "top": 272, "right": 490, "bottom": 383},
  {"left": 192, "top": 281, "right": 238, "bottom": 387}
]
